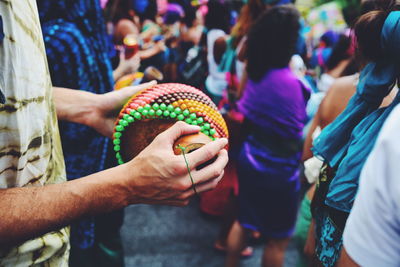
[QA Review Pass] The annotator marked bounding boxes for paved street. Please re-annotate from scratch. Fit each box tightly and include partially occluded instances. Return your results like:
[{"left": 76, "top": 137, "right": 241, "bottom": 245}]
[{"left": 122, "top": 197, "right": 299, "bottom": 267}]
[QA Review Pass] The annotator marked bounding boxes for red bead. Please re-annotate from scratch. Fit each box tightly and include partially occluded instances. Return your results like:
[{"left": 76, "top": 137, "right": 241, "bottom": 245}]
[{"left": 130, "top": 103, "right": 139, "bottom": 109}]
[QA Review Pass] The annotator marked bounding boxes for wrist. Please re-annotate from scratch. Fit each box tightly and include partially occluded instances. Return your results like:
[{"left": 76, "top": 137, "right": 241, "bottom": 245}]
[
  {"left": 116, "top": 159, "right": 143, "bottom": 206},
  {"left": 80, "top": 93, "right": 103, "bottom": 129},
  {"left": 113, "top": 66, "right": 123, "bottom": 81}
]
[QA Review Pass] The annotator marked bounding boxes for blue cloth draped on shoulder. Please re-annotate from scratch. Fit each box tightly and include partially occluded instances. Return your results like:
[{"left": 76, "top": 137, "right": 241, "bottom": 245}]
[
  {"left": 37, "top": 0, "right": 115, "bottom": 249},
  {"left": 312, "top": 11, "right": 400, "bottom": 213}
]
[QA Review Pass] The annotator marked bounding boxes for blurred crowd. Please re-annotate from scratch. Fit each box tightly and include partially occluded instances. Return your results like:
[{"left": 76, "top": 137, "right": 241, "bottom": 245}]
[{"left": 6, "top": 0, "right": 399, "bottom": 266}]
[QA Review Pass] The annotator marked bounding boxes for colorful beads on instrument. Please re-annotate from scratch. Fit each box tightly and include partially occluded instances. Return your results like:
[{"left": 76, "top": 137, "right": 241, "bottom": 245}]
[{"left": 113, "top": 83, "right": 229, "bottom": 164}]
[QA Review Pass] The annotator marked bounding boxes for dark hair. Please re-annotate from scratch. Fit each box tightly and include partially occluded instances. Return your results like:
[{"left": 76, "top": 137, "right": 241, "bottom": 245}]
[
  {"left": 326, "top": 34, "right": 352, "bottom": 71},
  {"left": 105, "top": 0, "right": 157, "bottom": 23},
  {"left": 137, "top": 0, "right": 158, "bottom": 22},
  {"left": 205, "top": 0, "right": 230, "bottom": 33},
  {"left": 183, "top": 6, "right": 197, "bottom": 27},
  {"left": 246, "top": 5, "right": 300, "bottom": 82},
  {"left": 354, "top": 0, "right": 400, "bottom": 62}
]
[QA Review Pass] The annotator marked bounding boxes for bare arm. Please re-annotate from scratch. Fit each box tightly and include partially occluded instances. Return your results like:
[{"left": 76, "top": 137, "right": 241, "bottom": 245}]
[
  {"left": 337, "top": 247, "right": 359, "bottom": 267},
  {"left": 0, "top": 164, "right": 128, "bottom": 247},
  {"left": 113, "top": 54, "right": 141, "bottom": 82},
  {"left": 0, "top": 122, "right": 229, "bottom": 246},
  {"left": 237, "top": 67, "right": 247, "bottom": 99},
  {"left": 302, "top": 110, "right": 321, "bottom": 162},
  {"left": 213, "top": 36, "right": 227, "bottom": 65},
  {"left": 53, "top": 82, "right": 156, "bottom": 138},
  {"left": 138, "top": 41, "right": 166, "bottom": 60}
]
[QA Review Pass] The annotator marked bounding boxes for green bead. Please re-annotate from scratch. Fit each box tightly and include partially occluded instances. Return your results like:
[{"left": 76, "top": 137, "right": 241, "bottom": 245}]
[
  {"left": 200, "top": 126, "right": 205, "bottom": 132},
  {"left": 177, "top": 114, "right": 185, "bottom": 121},
  {"left": 130, "top": 110, "right": 136, "bottom": 116},
  {"left": 185, "top": 118, "right": 192, "bottom": 124},
  {"left": 203, "top": 130, "right": 209, "bottom": 136},
  {"left": 127, "top": 116, "right": 134, "bottom": 123},
  {"left": 190, "top": 113, "right": 197, "bottom": 120},
  {"left": 142, "top": 109, "right": 149, "bottom": 116},
  {"left": 116, "top": 152, "right": 122, "bottom": 159},
  {"left": 160, "top": 103, "right": 167, "bottom": 110},
  {"left": 167, "top": 105, "right": 174, "bottom": 112},
  {"left": 118, "top": 159, "right": 124, "bottom": 165},
  {"left": 156, "top": 110, "right": 163, "bottom": 116},
  {"left": 114, "top": 132, "right": 122, "bottom": 138},
  {"left": 191, "top": 120, "right": 198, "bottom": 125},
  {"left": 144, "top": 104, "right": 151, "bottom": 110},
  {"left": 137, "top": 106, "right": 144, "bottom": 113},
  {"left": 197, "top": 117, "right": 204, "bottom": 124},
  {"left": 183, "top": 109, "right": 190, "bottom": 116},
  {"left": 123, "top": 114, "right": 130, "bottom": 120},
  {"left": 114, "top": 145, "right": 121, "bottom": 152},
  {"left": 133, "top": 112, "right": 142, "bottom": 119},
  {"left": 163, "top": 110, "right": 170, "bottom": 117},
  {"left": 174, "top": 107, "right": 182, "bottom": 114},
  {"left": 152, "top": 103, "right": 160, "bottom": 110},
  {"left": 119, "top": 119, "right": 128, "bottom": 127},
  {"left": 113, "top": 139, "right": 121, "bottom": 145},
  {"left": 204, "top": 123, "right": 211, "bottom": 130},
  {"left": 149, "top": 109, "right": 156, "bottom": 116},
  {"left": 210, "top": 129, "right": 216, "bottom": 135},
  {"left": 170, "top": 112, "right": 177, "bottom": 119},
  {"left": 116, "top": 125, "right": 124, "bottom": 132}
]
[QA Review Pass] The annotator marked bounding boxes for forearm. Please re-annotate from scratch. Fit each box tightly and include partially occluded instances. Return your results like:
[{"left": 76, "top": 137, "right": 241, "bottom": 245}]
[
  {"left": 138, "top": 46, "right": 162, "bottom": 60},
  {"left": 53, "top": 87, "right": 98, "bottom": 126},
  {"left": 113, "top": 65, "right": 125, "bottom": 81},
  {"left": 0, "top": 164, "right": 129, "bottom": 247},
  {"left": 302, "top": 113, "right": 319, "bottom": 161}
]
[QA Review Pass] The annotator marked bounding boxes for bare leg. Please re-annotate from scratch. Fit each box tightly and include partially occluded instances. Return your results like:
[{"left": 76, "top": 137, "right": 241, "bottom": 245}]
[
  {"left": 225, "top": 220, "right": 248, "bottom": 267},
  {"left": 262, "top": 238, "right": 290, "bottom": 267},
  {"left": 215, "top": 193, "right": 237, "bottom": 248}
]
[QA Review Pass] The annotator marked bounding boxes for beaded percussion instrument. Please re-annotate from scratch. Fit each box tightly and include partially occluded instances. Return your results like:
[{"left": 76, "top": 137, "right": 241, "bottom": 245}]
[{"left": 113, "top": 83, "right": 229, "bottom": 164}]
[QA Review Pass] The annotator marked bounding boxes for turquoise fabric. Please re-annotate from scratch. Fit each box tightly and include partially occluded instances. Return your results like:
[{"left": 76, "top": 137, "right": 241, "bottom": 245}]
[
  {"left": 219, "top": 37, "right": 236, "bottom": 73},
  {"left": 312, "top": 11, "right": 400, "bottom": 212}
]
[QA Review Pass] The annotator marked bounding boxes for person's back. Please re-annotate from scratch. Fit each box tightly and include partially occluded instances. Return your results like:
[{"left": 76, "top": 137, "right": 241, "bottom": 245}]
[
  {"left": 239, "top": 67, "right": 309, "bottom": 140},
  {"left": 225, "top": 6, "right": 308, "bottom": 267},
  {"left": 319, "top": 74, "right": 358, "bottom": 129}
]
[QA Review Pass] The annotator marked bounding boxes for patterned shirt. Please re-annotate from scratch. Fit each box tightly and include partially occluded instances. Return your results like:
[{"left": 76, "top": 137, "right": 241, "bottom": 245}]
[{"left": 0, "top": 1, "right": 69, "bottom": 266}]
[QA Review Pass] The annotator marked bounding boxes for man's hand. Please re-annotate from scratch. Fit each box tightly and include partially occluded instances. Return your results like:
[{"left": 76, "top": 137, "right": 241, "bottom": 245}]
[
  {"left": 122, "top": 121, "right": 229, "bottom": 206},
  {"left": 54, "top": 81, "right": 156, "bottom": 138},
  {"left": 87, "top": 81, "right": 156, "bottom": 138},
  {"left": 0, "top": 122, "right": 228, "bottom": 245},
  {"left": 113, "top": 53, "right": 141, "bottom": 81}
]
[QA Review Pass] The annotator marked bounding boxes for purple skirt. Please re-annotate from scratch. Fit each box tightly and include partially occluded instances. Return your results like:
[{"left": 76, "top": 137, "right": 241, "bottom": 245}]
[{"left": 237, "top": 135, "right": 300, "bottom": 238}]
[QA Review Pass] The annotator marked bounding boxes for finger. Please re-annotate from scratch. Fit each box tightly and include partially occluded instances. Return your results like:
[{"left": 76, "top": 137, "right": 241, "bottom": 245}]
[
  {"left": 191, "top": 149, "right": 228, "bottom": 183},
  {"left": 186, "top": 138, "right": 228, "bottom": 169},
  {"left": 159, "top": 121, "right": 200, "bottom": 145},
  {"left": 145, "top": 199, "right": 190, "bottom": 207},
  {"left": 193, "top": 170, "right": 224, "bottom": 194},
  {"left": 178, "top": 169, "right": 224, "bottom": 199}
]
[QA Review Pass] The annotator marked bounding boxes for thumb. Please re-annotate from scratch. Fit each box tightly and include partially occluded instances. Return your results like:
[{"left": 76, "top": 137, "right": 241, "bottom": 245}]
[{"left": 160, "top": 121, "right": 200, "bottom": 146}]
